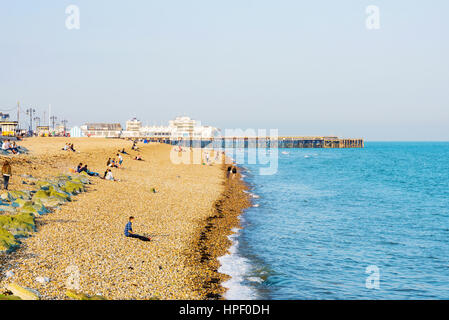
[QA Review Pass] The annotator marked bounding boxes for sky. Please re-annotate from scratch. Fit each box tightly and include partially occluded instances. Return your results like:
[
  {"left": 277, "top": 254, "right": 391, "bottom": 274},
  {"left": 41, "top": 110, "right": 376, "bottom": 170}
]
[{"left": 0, "top": 0, "right": 448, "bottom": 141}]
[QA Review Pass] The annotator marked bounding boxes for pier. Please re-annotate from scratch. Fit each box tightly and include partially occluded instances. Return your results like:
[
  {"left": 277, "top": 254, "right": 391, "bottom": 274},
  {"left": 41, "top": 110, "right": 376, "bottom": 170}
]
[{"left": 146, "top": 136, "right": 364, "bottom": 149}]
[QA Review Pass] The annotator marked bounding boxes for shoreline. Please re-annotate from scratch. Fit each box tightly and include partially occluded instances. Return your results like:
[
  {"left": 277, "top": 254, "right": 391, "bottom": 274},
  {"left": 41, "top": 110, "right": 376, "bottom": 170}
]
[{"left": 190, "top": 163, "right": 251, "bottom": 300}]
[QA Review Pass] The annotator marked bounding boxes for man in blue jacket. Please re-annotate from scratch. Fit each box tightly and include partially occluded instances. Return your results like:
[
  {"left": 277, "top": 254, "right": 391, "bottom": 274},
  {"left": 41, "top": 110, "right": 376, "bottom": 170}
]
[{"left": 124, "top": 216, "right": 151, "bottom": 241}]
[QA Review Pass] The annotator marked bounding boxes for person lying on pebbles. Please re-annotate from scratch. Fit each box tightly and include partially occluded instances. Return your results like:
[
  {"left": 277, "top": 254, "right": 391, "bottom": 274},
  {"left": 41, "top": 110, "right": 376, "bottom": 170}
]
[
  {"left": 124, "top": 216, "right": 151, "bottom": 241},
  {"left": 78, "top": 164, "right": 100, "bottom": 177}
]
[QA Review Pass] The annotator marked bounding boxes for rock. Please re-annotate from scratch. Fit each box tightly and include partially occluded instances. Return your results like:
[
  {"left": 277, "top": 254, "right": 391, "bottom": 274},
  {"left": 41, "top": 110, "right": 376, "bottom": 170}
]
[
  {"left": 0, "top": 228, "right": 20, "bottom": 253},
  {"left": 32, "top": 203, "right": 50, "bottom": 215},
  {"left": 72, "top": 175, "right": 90, "bottom": 184},
  {"left": 49, "top": 194, "right": 69, "bottom": 204},
  {"left": 35, "top": 180, "right": 52, "bottom": 190},
  {"left": 0, "top": 213, "right": 36, "bottom": 234},
  {"left": 49, "top": 190, "right": 71, "bottom": 202},
  {"left": 0, "top": 192, "right": 13, "bottom": 202},
  {"left": 0, "top": 205, "right": 17, "bottom": 214},
  {"left": 0, "top": 294, "right": 22, "bottom": 300},
  {"left": 66, "top": 290, "right": 107, "bottom": 300},
  {"left": 8, "top": 191, "right": 30, "bottom": 201},
  {"left": 63, "top": 181, "right": 85, "bottom": 195},
  {"left": 12, "top": 198, "right": 33, "bottom": 208},
  {"left": 38, "top": 198, "right": 61, "bottom": 209},
  {"left": 32, "top": 190, "right": 50, "bottom": 202},
  {"left": 6, "top": 283, "right": 40, "bottom": 300},
  {"left": 19, "top": 205, "right": 40, "bottom": 217}
]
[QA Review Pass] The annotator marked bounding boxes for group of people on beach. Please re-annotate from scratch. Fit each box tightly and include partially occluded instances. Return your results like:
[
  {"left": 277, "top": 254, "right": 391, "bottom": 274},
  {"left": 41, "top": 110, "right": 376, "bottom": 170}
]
[
  {"left": 62, "top": 143, "right": 76, "bottom": 152},
  {"left": 2, "top": 140, "right": 19, "bottom": 154},
  {"left": 107, "top": 154, "right": 123, "bottom": 169},
  {"left": 227, "top": 165, "right": 238, "bottom": 179},
  {"left": 76, "top": 163, "right": 100, "bottom": 177}
]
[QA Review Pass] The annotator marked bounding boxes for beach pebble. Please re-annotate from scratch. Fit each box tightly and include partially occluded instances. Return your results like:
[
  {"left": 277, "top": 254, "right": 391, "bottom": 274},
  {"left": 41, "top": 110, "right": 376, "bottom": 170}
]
[
  {"left": 35, "top": 276, "right": 50, "bottom": 284},
  {"left": 5, "top": 270, "right": 14, "bottom": 278}
]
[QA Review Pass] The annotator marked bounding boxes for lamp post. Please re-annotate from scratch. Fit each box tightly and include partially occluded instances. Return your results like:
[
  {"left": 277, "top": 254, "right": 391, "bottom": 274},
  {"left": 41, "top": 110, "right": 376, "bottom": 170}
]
[
  {"left": 26, "top": 108, "right": 36, "bottom": 135},
  {"left": 50, "top": 116, "right": 57, "bottom": 131},
  {"left": 61, "top": 119, "right": 68, "bottom": 136}
]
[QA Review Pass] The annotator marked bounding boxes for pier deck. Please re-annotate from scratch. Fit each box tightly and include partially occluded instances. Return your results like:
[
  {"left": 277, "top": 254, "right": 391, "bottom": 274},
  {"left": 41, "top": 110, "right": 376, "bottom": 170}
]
[{"left": 147, "top": 136, "right": 364, "bottom": 149}]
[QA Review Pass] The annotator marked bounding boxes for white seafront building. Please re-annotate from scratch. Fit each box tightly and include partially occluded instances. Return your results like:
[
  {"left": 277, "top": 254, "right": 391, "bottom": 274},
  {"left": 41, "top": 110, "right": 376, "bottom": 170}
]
[{"left": 121, "top": 116, "right": 221, "bottom": 139}]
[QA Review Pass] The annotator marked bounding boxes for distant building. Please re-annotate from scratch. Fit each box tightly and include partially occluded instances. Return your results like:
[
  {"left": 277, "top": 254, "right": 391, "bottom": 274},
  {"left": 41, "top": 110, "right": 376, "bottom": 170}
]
[
  {"left": 56, "top": 124, "right": 66, "bottom": 136},
  {"left": 126, "top": 118, "right": 142, "bottom": 131},
  {"left": 122, "top": 116, "right": 220, "bottom": 139},
  {"left": 80, "top": 123, "right": 122, "bottom": 138},
  {"left": 0, "top": 113, "right": 17, "bottom": 137},
  {"left": 122, "top": 118, "right": 143, "bottom": 138},
  {"left": 140, "top": 125, "right": 172, "bottom": 138},
  {"left": 70, "top": 126, "right": 84, "bottom": 138},
  {"left": 0, "top": 121, "right": 18, "bottom": 137},
  {"left": 169, "top": 116, "right": 196, "bottom": 138},
  {"left": 36, "top": 126, "right": 50, "bottom": 137}
]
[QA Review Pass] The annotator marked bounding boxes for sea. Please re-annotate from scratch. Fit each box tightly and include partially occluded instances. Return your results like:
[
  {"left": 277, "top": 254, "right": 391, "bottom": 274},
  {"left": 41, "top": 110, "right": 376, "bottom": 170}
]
[{"left": 218, "top": 142, "right": 449, "bottom": 300}]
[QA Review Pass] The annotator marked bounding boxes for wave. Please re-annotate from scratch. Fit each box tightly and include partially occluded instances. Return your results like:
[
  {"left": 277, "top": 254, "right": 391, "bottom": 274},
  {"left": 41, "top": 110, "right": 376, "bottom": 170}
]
[{"left": 217, "top": 227, "right": 261, "bottom": 300}]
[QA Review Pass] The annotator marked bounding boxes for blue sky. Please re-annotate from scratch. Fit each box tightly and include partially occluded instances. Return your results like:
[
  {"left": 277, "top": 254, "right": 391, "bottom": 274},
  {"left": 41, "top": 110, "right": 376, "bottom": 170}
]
[{"left": 1, "top": 1, "right": 448, "bottom": 140}]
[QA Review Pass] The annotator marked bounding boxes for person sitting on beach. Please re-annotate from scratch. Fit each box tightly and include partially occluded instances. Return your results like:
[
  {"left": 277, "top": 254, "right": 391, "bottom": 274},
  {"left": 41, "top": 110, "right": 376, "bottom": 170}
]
[
  {"left": 124, "top": 217, "right": 150, "bottom": 241},
  {"left": 117, "top": 153, "right": 123, "bottom": 166},
  {"left": 76, "top": 163, "right": 83, "bottom": 173},
  {"left": 69, "top": 143, "right": 76, "bottom": 152},
  {"left": 105, "top": 169, "right": 116, "bottom": 181},
  {"left": 2, "top": 140, "right": 18, "bottom": 154},
  {"left": 10, "top": 141, "right": 19, "bottom": 154},
  {"left": 2, "top": 140, "right": 10, "bottom": 151},
  {"left": 110, "top": 159, "right": 119, "bottom": 168},
  {"left": 107, "top": 158, "right": 112, "bottom": 167}
]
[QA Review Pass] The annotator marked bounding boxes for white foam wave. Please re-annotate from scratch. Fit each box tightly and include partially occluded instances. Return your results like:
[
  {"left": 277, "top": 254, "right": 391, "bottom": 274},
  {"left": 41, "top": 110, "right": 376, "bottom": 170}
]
[{"left": 218, "top": 230, "right": 259, "bottom": 300}]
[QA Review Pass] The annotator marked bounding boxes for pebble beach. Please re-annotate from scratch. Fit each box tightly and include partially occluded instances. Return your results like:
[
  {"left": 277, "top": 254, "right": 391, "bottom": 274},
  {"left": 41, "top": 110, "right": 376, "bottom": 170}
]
[{"left": 0, "top": 137, "right": 250, "bottom": 300}]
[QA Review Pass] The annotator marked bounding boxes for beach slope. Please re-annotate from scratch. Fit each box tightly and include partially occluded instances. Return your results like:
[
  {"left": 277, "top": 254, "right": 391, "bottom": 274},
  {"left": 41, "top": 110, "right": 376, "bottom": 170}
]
[{"left": 0, "top": 138, "right": 227, "bottom": 300}]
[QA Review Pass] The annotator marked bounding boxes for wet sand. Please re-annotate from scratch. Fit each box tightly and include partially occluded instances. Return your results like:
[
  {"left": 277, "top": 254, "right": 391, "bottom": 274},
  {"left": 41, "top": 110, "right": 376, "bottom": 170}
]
[{"left": 0, "top": 137, "right": 249, "bottom": 300}]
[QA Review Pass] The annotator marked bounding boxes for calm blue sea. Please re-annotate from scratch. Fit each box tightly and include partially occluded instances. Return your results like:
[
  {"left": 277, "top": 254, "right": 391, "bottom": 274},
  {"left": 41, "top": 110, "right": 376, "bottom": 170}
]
[{"left": 219, "top": 142, "right": 449, "bottom": 300}]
